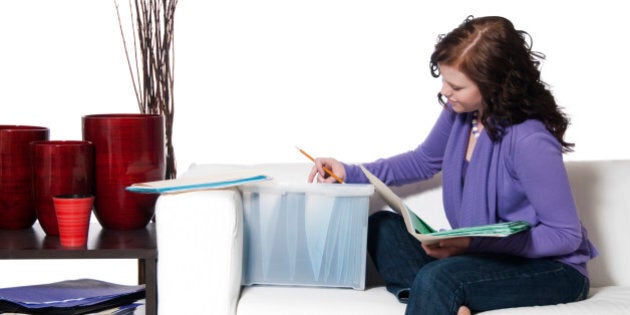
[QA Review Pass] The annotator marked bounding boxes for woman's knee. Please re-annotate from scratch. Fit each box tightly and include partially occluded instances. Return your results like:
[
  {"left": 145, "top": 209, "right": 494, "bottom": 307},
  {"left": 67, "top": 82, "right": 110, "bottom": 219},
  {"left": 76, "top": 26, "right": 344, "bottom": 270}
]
[
  {"left": 407, "top": 261, "right": 465, "bottom": 313},
  {"left": 412, "top": 261, "right": 461, "bottom": 294},
  {"left": 369, "top": 211, "right": 403, "bottom": 236}
]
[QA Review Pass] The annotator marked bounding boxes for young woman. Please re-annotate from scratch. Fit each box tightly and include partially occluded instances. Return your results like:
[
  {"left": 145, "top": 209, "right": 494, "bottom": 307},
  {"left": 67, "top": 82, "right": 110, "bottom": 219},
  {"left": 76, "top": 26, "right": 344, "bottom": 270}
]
[{"left": 308, "top": 16, "right": 597, "bottom": 314}]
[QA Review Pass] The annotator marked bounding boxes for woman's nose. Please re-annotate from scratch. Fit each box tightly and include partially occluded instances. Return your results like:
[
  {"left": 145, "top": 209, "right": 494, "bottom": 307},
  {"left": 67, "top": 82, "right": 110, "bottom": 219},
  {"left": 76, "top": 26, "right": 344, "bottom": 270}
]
[{"left": 441, "top": 85, "right": 451, "bottom": 98}]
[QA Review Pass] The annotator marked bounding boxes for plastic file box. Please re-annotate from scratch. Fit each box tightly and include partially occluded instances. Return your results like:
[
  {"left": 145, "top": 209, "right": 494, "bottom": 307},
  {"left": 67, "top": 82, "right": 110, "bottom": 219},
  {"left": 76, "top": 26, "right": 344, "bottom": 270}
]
[{"left": 240, "top": 183, "right": 374, "bottom": 290}]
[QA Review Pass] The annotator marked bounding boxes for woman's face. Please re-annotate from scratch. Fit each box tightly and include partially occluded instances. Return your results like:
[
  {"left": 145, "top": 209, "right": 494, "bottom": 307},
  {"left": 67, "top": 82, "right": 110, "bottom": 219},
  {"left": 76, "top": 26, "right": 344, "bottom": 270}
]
[{"left": 439, "top": 64, "right": 483, "bottom": 113}]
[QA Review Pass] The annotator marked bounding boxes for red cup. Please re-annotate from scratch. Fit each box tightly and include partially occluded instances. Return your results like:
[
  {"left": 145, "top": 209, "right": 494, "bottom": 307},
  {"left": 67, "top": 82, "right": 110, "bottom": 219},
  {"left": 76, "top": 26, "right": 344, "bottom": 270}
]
[
  {"left": 31, "top": 141, "right": 93, "bottom": 236},
  {"left": 52, "top": 194, "right": 94, "bottom": 247},
  {"left": 0, "top": 125, "right": 49, "bottom": 229}
]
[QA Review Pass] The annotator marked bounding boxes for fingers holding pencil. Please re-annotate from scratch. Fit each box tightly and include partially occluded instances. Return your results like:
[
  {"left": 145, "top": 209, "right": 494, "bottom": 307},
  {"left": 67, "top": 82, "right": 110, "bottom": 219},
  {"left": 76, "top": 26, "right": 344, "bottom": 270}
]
[
  {"left": 297, "top": 147, "right": 345, "bottom": 183},
  {"left": 307, "top": 157, "right": 346, "bottom": 184}
]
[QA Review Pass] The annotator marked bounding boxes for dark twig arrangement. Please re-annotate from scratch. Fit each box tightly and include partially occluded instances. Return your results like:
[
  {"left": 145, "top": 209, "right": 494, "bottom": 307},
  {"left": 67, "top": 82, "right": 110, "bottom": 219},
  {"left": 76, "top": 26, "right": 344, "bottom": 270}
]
[{"left": 115, "top": 0, "right": 178, "bottom": 179}]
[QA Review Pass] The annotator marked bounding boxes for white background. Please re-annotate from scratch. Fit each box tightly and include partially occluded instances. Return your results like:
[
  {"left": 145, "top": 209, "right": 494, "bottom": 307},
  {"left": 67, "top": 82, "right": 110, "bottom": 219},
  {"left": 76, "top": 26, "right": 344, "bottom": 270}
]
[{"left": 1, "top": 1, "right": 628, "bottom": 287}]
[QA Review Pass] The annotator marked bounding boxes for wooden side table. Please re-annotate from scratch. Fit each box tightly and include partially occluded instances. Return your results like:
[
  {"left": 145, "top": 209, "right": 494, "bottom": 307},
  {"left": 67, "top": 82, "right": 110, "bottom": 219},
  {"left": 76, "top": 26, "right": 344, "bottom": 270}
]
[{"left": 0, "top": 222, "right": 157, "bottom": 315}]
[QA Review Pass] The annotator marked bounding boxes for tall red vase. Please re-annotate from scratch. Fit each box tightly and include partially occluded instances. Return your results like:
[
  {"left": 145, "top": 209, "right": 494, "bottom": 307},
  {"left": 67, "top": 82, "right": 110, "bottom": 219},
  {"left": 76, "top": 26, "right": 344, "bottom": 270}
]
[
  {"left": 0, "top": 125, "right": 49, "bottom": 229},
  {"left": 31, "top": 140, "right": 94, "bottom": 235},
  {"left": 82, "top": 114, "right": 165, "bottom": 230}
]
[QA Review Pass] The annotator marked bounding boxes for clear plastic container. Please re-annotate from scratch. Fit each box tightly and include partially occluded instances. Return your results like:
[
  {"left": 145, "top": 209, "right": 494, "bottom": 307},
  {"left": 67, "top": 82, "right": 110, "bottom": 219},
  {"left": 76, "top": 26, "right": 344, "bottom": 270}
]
[{"left": 241, "top": 183, "right": 374, "bottom": 290}]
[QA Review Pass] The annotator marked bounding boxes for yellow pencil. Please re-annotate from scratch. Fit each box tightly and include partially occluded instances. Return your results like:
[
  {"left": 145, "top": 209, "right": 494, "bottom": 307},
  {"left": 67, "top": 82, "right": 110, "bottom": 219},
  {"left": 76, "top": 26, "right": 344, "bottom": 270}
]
[{"left": 296, "top": 147, "right": 345, "bottom": 184}]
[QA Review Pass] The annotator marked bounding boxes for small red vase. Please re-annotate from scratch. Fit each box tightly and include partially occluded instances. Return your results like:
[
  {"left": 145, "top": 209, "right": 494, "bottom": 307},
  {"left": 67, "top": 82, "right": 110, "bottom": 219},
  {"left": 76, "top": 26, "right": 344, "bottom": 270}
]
[
  {"left": 31, "top": 140, "right": 93, "bottom": 235},
  {"left": 0, "top": 125, "right": 49, "bottom": 229},
  {"left": 82, "top": 114, "right": 165, "bottom": 230}
]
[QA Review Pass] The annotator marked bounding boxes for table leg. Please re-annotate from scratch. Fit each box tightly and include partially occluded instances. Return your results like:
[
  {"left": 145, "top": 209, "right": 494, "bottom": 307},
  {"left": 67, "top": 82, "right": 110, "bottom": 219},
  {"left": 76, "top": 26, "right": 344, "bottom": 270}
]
[{"left": 139, "top": 259, "right": 157, "bottom": 315}]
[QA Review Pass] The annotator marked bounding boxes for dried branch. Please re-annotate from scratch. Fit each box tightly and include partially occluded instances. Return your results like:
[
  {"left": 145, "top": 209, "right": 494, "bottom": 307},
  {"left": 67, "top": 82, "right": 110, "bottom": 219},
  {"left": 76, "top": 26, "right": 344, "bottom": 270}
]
[{"left": 114, "top": 0, "right": 178, "bottom": 179}]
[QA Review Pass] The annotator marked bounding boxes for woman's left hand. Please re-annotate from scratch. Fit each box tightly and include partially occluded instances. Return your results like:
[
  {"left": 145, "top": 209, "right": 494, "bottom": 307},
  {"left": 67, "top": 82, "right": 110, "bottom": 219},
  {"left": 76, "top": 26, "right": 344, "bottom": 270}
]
[{"left": 421, "top": 237, "right": 472, "bottom": 259}]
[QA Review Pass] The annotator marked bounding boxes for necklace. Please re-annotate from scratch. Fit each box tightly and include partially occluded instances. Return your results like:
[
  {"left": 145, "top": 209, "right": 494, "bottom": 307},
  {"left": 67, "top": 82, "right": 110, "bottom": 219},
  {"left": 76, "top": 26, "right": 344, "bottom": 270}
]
[{"left": 471, "top": 111, "right": 480, "bottom": 138}]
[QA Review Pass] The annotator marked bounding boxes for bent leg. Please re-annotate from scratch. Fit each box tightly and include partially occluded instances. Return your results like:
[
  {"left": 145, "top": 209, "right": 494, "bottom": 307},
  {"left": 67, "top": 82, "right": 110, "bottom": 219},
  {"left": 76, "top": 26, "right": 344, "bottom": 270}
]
[
  {"left": 406, "top": 254, "right": 589, "bottom": 315},
  {"left": 368, "top": 211, "right": 436, "bottom": 302}
]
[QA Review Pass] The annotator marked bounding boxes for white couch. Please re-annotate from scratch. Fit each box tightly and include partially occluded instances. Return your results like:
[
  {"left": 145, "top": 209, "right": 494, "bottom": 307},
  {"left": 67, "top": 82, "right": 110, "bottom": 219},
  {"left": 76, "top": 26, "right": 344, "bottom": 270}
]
[{"left": 155, "top": 160, "right": 630, "bottom": 314}]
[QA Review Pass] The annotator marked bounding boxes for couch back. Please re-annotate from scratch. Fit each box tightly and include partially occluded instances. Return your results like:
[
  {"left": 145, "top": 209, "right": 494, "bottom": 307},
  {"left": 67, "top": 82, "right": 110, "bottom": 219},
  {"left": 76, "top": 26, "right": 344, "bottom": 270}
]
[
  {"left": 188, "top": 160, "right": 630, "bottom": 288},
  {"left": 565, "top": 160, "right": 630, "bottom": 287}
]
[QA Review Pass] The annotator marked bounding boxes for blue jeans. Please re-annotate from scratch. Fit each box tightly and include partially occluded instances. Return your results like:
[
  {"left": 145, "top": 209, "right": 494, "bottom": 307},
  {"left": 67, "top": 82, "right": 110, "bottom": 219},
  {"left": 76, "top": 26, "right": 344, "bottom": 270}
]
[{"left": 368, "top": 211, "right": 589, "bottom": 315}]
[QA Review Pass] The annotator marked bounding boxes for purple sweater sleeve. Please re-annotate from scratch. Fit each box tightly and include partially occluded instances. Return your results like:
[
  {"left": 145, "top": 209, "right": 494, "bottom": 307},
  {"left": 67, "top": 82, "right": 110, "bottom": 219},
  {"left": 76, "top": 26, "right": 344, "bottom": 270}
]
[
  {"left": 344, "top": 108, "right": 455, "bottom": 185},
  {"left": 467, "top": 129, "right": 584, "bottom": 258}
]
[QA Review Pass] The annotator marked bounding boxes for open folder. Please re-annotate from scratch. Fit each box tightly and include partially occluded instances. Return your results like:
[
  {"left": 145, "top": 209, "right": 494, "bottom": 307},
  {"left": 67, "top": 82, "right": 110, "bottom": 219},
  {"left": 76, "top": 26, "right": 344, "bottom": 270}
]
[
  {"left": 359, "top": 165, "right": 530, "bottom": 245},
  {"left": 127, "top": 170, "right": 270, "bottom": 194}
]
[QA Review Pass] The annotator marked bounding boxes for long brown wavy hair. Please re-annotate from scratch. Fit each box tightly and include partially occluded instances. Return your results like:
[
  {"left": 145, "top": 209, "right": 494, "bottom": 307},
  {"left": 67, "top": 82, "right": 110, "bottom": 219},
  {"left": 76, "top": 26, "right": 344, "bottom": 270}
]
[{"left": 430, "top": 16, "right": 574, "bottom": 152}]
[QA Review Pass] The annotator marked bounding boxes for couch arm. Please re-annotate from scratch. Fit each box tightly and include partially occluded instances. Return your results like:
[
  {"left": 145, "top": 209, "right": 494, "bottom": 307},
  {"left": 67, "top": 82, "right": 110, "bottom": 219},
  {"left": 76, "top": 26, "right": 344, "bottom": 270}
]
[{"left": 156, "top": 189, "right": 243, "bottom": 315}]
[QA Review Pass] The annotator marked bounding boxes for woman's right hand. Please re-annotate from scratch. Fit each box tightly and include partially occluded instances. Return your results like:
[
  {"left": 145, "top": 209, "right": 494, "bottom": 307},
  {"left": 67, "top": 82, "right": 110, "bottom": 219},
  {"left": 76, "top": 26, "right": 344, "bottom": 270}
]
[{"left": 307, "top": 157, "right": 346, "bottom": 183}]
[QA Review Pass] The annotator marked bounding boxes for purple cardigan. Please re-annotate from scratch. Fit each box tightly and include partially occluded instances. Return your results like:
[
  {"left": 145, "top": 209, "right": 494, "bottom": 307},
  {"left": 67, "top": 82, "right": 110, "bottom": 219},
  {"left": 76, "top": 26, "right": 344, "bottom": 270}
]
[{"left": 344, "top": 107, "right": 598, "bottom": 277}]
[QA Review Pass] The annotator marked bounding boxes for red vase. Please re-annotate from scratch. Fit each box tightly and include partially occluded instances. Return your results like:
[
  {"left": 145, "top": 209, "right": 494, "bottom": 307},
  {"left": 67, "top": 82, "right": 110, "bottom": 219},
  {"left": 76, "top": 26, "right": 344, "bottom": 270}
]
[
  {"left": 31, "top": 140, "right": 93, "bottom": 235},
  {"left": 82, "top": 114, "right": 165, "bottom": 230},
  {"left": 0, "top": 125, "right": 49, "bottom": 229}
]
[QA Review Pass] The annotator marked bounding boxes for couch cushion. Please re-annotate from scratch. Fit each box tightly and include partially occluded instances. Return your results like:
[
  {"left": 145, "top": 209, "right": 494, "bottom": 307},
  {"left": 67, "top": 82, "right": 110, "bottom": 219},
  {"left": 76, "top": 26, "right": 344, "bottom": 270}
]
[
  {"left": 237, "top": 286, "right": 405, "bottom": 315},
  {"left": 238, "top": 285, "right": 630, "bottom": 315},
  {"left": 480, "top": 286, "right": 630, "bottom": 314}
]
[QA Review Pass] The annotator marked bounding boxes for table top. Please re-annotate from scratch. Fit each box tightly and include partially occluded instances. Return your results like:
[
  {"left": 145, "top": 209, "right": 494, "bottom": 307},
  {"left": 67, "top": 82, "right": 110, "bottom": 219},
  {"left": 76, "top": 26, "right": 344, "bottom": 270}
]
[{"left": 0, "top": 221, "right": 156, "bottom": 260}]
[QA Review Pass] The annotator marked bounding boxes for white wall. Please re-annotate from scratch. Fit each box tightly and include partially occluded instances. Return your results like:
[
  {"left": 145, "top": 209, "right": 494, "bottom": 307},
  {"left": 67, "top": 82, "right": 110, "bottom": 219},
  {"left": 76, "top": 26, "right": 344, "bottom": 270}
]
[{"left": 1, "top": 0, "right": 628, "bottom": 287}]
